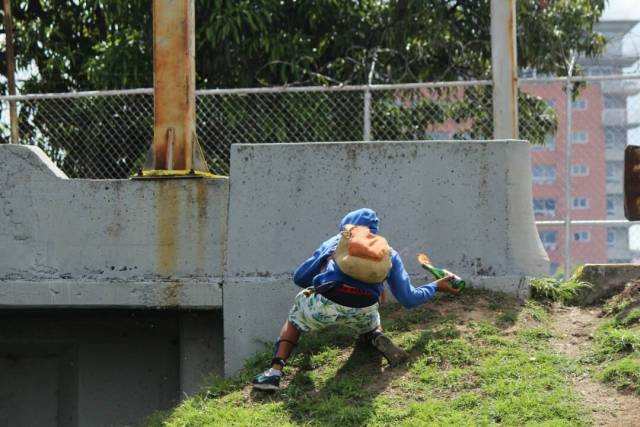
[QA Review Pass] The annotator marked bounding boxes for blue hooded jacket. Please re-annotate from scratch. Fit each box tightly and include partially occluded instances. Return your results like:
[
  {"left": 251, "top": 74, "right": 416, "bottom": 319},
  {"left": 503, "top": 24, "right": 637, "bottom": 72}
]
[{"left": 292, "top": 208, "right": 437, "bottom": 308}]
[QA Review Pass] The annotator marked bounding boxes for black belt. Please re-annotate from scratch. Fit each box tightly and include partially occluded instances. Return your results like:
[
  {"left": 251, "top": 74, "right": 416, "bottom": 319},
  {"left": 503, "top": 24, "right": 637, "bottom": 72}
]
[{"left": 321, "top": 284, "right": 377, "bottom": 308}]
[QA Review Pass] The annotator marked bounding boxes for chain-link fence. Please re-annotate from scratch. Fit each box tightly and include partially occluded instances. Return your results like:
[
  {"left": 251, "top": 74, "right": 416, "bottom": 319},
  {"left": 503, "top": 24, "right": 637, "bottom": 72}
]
[
  {"left": 0, "top": 82, "right": 498, "bottom": 177},
  {"left": 2, "top": 75, "right": 640, "bottom": 274}
]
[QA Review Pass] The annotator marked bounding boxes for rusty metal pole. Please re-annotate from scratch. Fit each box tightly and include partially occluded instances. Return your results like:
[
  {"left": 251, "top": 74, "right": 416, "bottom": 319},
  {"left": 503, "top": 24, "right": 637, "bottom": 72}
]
[
  {"left": 3, "top": 0, "right": 18, "bottom": 144},
  {"left": 490, "top": 0, "right": 519, "bottom": 139},
  {"left": 152, "top": 0, "right": 196, "bottom": 170}
]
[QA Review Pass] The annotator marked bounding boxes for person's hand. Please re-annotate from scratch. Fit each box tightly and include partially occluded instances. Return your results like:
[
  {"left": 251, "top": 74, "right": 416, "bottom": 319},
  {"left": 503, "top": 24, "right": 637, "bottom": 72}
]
[{"left": 435, "top": 274, "right": 460, "bottom": 295}]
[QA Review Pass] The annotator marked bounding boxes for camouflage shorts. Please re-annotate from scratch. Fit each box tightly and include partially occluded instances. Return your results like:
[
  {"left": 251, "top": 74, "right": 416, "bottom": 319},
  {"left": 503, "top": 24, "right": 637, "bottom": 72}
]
[{"left": 287, "top": 289, "right": 380, "bottom": 334}]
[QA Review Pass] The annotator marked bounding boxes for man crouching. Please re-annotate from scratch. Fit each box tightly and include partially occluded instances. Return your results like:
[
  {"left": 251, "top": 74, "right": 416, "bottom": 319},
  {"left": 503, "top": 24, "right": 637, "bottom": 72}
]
[{"left": 252, "top": 208, "right": 459, "bottom": 391}]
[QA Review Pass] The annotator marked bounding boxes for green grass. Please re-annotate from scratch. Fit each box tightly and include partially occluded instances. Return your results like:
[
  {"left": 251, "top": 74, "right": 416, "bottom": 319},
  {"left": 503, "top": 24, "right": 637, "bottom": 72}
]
[
  {"left": 595, "top": 357, "right": 640, "bottom": 394},
  {"left": 588, "top": 282, "right": 640, "bottom": 394},
  {"left": 529, "top": 276, "right": 592, "bottom": 304},
  {"left": 146, "top": 291, "right": 592, "bottom": 427}
]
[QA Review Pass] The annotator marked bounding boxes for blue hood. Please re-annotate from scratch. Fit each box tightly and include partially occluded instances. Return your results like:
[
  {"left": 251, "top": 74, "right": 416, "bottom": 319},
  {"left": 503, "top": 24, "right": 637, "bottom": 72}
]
[{"left": 339, "top": 208, "right": 379, "bottom": 234}]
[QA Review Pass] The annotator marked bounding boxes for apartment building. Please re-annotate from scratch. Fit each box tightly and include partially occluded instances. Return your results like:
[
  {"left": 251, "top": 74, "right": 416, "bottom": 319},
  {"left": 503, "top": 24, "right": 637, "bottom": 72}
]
[
  {"left": 527, "top": 20, "right": 640, "bottom": 273},
  {"left": 580, "top": 21, "right": 640, "bottom": 263},
  {"left": 524, "top": 81, "right": 607, "bottom": 274}
]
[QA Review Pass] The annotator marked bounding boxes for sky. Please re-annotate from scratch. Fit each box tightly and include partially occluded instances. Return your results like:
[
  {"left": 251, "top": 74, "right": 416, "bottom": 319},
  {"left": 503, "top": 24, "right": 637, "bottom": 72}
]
[{"left": 603, "top": 0, "right": 640, "bottom": 21}]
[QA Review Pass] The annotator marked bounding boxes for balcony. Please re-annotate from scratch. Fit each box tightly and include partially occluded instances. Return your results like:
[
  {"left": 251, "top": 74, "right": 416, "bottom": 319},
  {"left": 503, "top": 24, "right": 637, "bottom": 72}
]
[
  {"left": 602, "top": 109, "right": 627, "bottom": 126},
  {"left": 605, "top": 146, "right": 625, "bottom": 161},
  {"left": 630, "top": 109, "right": 640, "bottom": 127},
  {"left": 602, "top": 108, "right": 640, "bottom": 127},
  {"left": 606, "top": 181, "right": 623, "bottom": 194},
  {"left": 601, "top": 79, "right": 640, "bottom": 96}
]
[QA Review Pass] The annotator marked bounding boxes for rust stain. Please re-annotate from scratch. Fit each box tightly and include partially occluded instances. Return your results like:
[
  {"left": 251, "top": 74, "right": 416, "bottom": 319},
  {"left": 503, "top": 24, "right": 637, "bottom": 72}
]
[
  {"left": 163, "top": 280, "right": 184, "bottom": 306},
  {"left": 156, "top": 181, "right": 180, "bottom": 276},
  {"left": 195, "top": 180, "right": 207, "bottom": 274}
]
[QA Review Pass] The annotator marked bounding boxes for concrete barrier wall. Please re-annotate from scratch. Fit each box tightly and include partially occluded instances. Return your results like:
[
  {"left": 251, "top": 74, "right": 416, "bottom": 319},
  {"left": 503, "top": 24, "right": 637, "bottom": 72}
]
[
  {"left": 0, "top": 145, "right": 228, "bottom": 308},
  {"left": 224, "top": 140, "right": 549, "bottom": 374},
  {"left": 0, "top": 141, "right": 549, "bottom": 379}
]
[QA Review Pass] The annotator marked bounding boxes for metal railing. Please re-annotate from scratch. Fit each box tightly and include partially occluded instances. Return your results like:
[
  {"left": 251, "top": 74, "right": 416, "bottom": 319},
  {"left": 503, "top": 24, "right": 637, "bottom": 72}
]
[{"left": 2, "top": 74, "right": 640, "bottom": 274}]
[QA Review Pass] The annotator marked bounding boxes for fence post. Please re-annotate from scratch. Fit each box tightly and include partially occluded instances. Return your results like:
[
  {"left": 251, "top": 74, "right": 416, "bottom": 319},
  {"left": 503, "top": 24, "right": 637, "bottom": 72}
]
[
  {"left": 490, "top": 0, "right": 519, "bottom": 139},
  {"left": 564, "top": 70, "right": 575, "bottom": 280},
  {"left": 363, "top": 87, "right": 372, "bottom": 141},
  {"left": 3, "top": 0, "right": 18, "bottom": 144}
]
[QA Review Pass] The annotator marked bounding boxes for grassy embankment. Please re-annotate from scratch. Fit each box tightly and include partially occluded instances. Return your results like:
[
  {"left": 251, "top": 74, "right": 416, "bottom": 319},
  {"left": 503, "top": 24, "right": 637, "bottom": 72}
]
[{"left": 147, "top": 288, "right": 595, "bottom": 426}]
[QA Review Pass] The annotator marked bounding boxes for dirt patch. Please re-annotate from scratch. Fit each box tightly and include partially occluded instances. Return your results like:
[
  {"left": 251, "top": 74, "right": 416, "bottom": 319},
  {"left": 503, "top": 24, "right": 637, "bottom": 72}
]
[{"left": 550, "top": 305, "right": 640, "bottom": 426}]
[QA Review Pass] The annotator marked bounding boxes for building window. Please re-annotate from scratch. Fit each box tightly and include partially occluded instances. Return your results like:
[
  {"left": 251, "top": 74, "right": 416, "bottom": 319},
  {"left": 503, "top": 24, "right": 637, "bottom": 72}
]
[
  {"left": 604, "top": 96, "right": 626, "bottom": 109},
  {"left": 574, "top": 231, "right": 591, "bottom": 242},
  {"left": 608, "top": 229, "right": 616, "bottom": 247},
  {"left": 532, "top": 165, "right": 557, "bottom": 185},
  {"left": 571, "top": 164, "right": 589, "bottom": 176},
  {"left": 587, "top": 67, "right": 612, "bottom": 76},
  {"left": 531, "top": 135, "right": 556, "bottom": 152},
  {"left": 572, "top": 99, "right": 588, "bottom": 110},
  {"left": 607, "top": 196, "right": 616, "bottom": 216},
  {"left": 606, "top": 162, "right": 620, "bottom": 183},
  {"left": 547, "top": 99, "right": 557, "bottom": 110},
  {"left": 539, "top": 230, "right": 558, "bottom": 251},
  {"left": 572, "top": 197, "right": 589, "bottom": 209},
  {"left": 605, "top": 128, "right": 625, "bottom": 148},
  {"left": 533, "top": 198, "right": 556, "bottom": 217},
  {"left": 572, "top": 131, "right": 588, "bottom": 144}
]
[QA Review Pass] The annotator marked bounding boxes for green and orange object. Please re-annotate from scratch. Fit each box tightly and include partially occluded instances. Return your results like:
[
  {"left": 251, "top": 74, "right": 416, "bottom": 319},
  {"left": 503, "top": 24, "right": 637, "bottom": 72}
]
[{"left": 417, "top": 253, "right": 466, "bottom": 292}]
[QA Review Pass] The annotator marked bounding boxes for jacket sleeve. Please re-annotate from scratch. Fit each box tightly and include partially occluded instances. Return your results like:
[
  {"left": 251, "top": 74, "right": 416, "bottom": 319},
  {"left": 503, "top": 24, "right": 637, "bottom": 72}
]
[
  {"left": 293, "top": 236, "right": 338, "bottom": 288},
  {"left": 387, "top": 251, "right": 438, "bottom": 308}
]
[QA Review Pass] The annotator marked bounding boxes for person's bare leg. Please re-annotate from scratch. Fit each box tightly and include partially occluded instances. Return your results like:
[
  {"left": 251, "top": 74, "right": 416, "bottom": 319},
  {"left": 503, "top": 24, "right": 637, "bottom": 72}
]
[{"left": 271, "top": 320, "right": 301, "bottom": 370}]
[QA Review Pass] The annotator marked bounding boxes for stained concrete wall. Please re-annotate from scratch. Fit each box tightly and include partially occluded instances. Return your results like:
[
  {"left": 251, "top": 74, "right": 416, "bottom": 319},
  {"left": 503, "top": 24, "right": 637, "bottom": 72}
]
[
  {"left": 224, "top": 140, "right": 549, "bottom": 374},
  {"left": 0, "top": 145, "right": 228, "bottom": 425},
  {"left": 0, "top": 145, "right": 227, "bottom": 308}
]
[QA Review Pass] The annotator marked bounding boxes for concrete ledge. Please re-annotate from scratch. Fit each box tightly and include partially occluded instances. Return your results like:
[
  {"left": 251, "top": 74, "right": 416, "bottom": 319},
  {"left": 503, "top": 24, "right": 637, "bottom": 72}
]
[
  {"left": 572, "top": 264, "right": 640, "bottom": 305},
  {"left": 0, "top": 280, "right": 222, "bottom": 308}
]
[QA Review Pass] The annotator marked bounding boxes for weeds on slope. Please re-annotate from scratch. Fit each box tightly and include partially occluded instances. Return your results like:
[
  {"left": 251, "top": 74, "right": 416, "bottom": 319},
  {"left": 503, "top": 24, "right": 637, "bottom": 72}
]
[
  {"left": 588, "top": 281, "right": 640, "bottom": 394},
  {"left": 529, "top": 276, "right": 592, "bottom": 304}
]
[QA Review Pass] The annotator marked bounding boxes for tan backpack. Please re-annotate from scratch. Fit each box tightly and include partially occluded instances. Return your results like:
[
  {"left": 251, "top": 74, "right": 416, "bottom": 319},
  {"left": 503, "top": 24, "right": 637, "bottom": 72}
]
[{"left": 333, "top": 224, "right": 392, "bottom": 284}]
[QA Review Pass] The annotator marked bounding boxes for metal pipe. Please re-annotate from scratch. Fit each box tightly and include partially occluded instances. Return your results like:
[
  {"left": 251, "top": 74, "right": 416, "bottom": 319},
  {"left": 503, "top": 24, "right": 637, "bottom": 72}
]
[
  {"left": 152, "top": 0, "right": 196, "bottom": 170},
  {"left": 0, "top": 80, "right": 496, "bottom": 102},
  {"left": 363, "top": 52, "right": 377, "bottom": 141},
  {"left": 490, "top": 0, "right": 519, "bottom": 139},
  {"left": 536, "top": 220, "right": 640, "bottom": 226},
  {"left": 520, "top": 73, "right": 640, "bottom": 84},
  {"left": 363, "top": 88, "right": 372, "bottom": 141},
  {"left": 197, "top": 80, "right": 494, "bottom": 95},
  {"left": 3, "top": 0, "right": 18, "bottom": 144},
  {"left": 0, "top": 88, "right": 154, "bottom": 101},
  {"left": 4, "top": 73, "right": 640, "bottom": 102},
  {"left": 564, "top": 54, "right": 576, "bottom": 279}
]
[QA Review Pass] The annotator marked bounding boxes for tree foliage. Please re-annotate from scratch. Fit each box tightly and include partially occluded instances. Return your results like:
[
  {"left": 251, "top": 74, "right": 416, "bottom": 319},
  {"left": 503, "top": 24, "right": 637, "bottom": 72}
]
[
  {"left": 0, "top": 1, "right": 606, "bottom": 176},
  {"left": 2, "top": 0, "right": 606, "bottom": 91}
]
